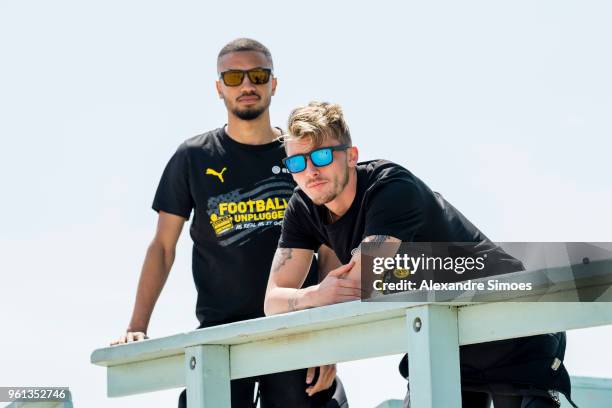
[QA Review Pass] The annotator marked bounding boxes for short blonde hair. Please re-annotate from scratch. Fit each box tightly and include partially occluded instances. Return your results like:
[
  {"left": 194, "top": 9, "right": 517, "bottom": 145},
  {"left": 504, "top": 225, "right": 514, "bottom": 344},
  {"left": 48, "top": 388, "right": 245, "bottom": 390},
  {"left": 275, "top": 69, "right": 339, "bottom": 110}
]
[{"left": 284, "top": 101, "right": 352, "bottom": 147}]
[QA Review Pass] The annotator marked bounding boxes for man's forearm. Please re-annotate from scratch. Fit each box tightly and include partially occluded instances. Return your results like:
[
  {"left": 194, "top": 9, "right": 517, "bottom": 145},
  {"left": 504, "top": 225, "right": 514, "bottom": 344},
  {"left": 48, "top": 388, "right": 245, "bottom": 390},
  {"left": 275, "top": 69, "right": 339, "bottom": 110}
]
[
  {"left": 127, "top": 241, "right": 174, "bottom": 332},
  {"left": 264, "top": 285, "right": 318, "bottom": 315}
]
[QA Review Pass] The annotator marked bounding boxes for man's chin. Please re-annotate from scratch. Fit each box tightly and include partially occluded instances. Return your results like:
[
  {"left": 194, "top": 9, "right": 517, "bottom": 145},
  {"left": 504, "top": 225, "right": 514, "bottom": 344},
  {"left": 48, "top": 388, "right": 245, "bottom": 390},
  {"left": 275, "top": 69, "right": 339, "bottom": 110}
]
[
  {"left": 311, "top": 192, "right": 337, "bottom": 206},
  {"left": 234, "top": 107, "right": 265, "bottom": 120}
]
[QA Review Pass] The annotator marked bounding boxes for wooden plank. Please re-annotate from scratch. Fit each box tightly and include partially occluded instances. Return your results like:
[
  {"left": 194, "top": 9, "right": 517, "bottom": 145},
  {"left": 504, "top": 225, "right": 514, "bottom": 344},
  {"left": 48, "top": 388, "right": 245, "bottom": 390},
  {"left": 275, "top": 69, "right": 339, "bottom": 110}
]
[
  {"left": 101, "top": 302, "right": 612, "bottom": 397},
  {"left": 107, "top": 354, "right": 184, "bottom": 397},
  {"left": 92, "top": 260, "right": 612, "bottom": 370},
  {"left": 405, "top": 305, "right": 461, "bottom": 408},
  {"left": 92, "top": 259, "right": 612, "bottom": 400},
  {"left": 91, "top": 301, "right": 417, "bottom": 367},
  {"left": 458, "top": 303, "right": 612, "bottom": 345},
  {"left": 105, "top": 316, "right": 409, "bottom": 394},
  {"left": 230, "top": 316, "right": 408, "bottom": 379}
]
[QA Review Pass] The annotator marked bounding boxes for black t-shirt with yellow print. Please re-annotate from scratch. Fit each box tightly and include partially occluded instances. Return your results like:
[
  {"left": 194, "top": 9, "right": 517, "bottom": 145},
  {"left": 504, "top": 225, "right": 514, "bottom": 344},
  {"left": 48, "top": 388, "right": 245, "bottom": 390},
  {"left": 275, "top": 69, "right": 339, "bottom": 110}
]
[{"left": 153, "top": 126, "right": 315, "bottom": 328}]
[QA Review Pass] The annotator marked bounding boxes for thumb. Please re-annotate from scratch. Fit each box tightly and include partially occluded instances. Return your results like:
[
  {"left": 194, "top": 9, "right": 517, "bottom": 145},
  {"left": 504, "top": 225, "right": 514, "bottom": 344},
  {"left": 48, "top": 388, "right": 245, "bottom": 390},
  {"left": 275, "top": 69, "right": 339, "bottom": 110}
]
[{"left": 328, "top": 260, "right": 355, "bottom": 277}]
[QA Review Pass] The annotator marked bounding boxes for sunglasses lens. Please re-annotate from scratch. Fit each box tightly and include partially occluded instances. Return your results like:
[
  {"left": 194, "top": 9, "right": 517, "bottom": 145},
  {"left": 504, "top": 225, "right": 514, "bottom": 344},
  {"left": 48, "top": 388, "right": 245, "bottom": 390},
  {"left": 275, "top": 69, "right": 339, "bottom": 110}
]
[
  {"left": 310, "top": 148, "right": 333, "bottom": 167},
  {"left": 222, "top": 71, "right": 245, "bottom": 86},
  {"left": 284, "top": 155, "right": 306, "bottom": 173},
  {"left": 247, "top": 68, "right": 271, "bottom": 85}
]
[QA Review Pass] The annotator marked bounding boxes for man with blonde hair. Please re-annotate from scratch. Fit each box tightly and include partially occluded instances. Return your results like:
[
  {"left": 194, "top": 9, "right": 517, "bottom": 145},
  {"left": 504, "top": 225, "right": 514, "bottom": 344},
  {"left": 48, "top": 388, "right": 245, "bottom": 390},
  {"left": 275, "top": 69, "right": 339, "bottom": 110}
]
[{"left": 265, "top": 101, "right": 574, "bottom": 407}]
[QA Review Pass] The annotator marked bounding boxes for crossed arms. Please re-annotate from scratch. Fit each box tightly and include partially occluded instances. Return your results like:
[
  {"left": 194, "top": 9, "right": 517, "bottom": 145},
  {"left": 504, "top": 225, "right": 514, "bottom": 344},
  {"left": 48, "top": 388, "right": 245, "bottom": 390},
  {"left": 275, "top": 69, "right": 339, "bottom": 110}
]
[{"left": 263, "top": 235, "right": 401, "bottom": 315}]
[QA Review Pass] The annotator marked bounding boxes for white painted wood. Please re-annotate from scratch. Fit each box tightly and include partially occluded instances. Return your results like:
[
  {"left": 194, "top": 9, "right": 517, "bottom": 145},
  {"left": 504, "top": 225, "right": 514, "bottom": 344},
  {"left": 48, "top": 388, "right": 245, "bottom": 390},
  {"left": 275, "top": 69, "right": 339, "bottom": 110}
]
[
  {"left": 92, "top": 262, "right": 612, "bottom": 368},
  {"left": 100, "top": 302, "right": 612, "bottom": 397},
  {"left": 458, "top": 302, "right": 612, "bottom": 345},
  {"left": 231, "top": 315, "right": 408, "bottom": 379},
  {"left": 91, "top": 301, "right": 418, "bottom": 367},
  {"left": 184, "top": 345, "right": 230, "bottom": 408},
  {"left": 405, "top": 306, "right": 461, "bottom": 408},
  {"left": 107, "top": 354, "right": 184, "bottom": 397},
  {"left": 91, "top": 261, "right": 612, "bottom": 404},
  {"left": 105, "top": 315, "right": 409, "bottom": 395}
]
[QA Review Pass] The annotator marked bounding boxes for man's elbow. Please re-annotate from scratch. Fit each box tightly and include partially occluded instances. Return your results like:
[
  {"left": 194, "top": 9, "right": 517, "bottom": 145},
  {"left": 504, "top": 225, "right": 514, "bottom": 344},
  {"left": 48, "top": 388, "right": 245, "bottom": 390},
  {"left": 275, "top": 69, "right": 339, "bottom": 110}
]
[
  {"left": 263, "top": 298, "right": 277, "bottom": 317},
  {"left": 263, "top": 286, "right": 276, "bottom": 316},
  {"left": 263, "top": 301, "right": 272, "bottom": 317},
  {"left": 149, "top": 238, "right": 174, "bottom": 257}
]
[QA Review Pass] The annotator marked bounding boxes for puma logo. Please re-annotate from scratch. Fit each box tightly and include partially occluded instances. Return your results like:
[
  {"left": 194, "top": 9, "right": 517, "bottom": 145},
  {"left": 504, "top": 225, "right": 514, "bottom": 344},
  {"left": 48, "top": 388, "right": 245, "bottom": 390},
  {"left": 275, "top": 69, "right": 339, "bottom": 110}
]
[{"left": 206, "top": 167, "right": 227, "bottom": 183}]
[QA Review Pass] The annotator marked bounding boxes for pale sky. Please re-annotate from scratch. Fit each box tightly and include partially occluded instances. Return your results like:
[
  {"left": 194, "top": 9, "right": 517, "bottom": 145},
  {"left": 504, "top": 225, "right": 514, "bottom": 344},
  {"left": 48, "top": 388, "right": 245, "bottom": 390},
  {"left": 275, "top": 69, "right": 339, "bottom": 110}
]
[{"left": 1, "top": 1, "right": 611, "bottom": 407}]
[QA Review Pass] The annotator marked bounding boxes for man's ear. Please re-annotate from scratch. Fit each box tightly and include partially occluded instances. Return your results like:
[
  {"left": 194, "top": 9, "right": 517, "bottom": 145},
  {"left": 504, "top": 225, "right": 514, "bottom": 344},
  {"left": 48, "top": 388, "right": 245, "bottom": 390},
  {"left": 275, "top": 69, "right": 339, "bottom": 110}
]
[
  {"left": 271, "top": 77, "right": 277, "bottom": 96},
  {"left": 215, "top": 80, "right": 223, "bottom": 99},
  {"left": 348, "top": 146, "right": 359, "bottom": 167}
]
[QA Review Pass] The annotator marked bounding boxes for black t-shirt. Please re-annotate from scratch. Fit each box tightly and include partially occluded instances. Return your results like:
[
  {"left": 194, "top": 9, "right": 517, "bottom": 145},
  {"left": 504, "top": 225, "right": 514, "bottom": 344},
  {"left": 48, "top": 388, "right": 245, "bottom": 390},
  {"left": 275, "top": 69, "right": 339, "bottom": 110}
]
[
  {"left": 279, "top": 159, "right": 491, "bottom": 262},
  {"left": 153, "top": 127, "right": 316, "bottom": 328}
]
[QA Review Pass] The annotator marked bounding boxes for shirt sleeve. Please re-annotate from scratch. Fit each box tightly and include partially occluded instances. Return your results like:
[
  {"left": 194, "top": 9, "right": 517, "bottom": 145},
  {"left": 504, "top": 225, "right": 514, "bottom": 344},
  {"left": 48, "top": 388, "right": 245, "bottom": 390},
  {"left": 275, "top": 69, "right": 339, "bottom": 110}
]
[
  {"left": 277, "top": 194, "right": 320, "bottom": 250},
  {"left": 152, "top": 143, "right": 194, "bottom": 219},
  {"left": 363, "top": 180, "right": 425, "bottom": 242}
]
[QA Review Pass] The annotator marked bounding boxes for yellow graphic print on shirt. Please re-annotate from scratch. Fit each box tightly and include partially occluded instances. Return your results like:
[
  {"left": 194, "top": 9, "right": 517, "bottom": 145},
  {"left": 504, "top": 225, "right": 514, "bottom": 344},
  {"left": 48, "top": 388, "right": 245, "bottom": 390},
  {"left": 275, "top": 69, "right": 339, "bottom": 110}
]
[
  {"left": 206, "top": 176, "right": 295, "bottom": 246},
  {"left": 209, "top": 213, "right": 234, "bottom": 236},
  {"left": 209, "top": 197, "right": 288, "bottom": 237}
]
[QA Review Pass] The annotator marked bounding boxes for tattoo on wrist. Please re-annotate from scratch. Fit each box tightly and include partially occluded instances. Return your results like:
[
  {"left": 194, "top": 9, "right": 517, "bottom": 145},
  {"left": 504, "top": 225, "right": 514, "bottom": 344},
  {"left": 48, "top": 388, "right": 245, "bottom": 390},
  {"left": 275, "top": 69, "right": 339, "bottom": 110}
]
[
  {"left": 366, "top": 235, "right": 389, "bottom": 248},
  {"left": 288, "top": 294, "right": 298, "bottom": 312},
  {"left": 271, "top": 248, "right": 293, "bottom": 274}
]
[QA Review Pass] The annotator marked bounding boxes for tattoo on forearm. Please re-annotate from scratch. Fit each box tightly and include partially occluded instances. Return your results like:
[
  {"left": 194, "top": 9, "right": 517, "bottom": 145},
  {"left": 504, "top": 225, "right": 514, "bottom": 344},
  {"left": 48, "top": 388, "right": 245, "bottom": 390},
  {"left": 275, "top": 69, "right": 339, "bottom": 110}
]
[
  {"left": 288, "top": 295, "right": 298, "bottom": 312},
  {"left": 366, "top": 235, "right": 389, "bottom": 249},
  {"left": 271, "top": 248, "right": 293, "bottom": 274}
]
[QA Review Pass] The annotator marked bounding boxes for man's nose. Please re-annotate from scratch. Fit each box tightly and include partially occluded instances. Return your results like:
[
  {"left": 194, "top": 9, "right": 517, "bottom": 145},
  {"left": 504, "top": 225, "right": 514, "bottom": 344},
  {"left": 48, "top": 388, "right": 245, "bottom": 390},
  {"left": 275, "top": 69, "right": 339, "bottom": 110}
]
[
  {"left": 304, "top": 157, "right": 319, "bottom": 177},
  {"left": 240, "top": 75, "right": 257, "bottom": 92}
]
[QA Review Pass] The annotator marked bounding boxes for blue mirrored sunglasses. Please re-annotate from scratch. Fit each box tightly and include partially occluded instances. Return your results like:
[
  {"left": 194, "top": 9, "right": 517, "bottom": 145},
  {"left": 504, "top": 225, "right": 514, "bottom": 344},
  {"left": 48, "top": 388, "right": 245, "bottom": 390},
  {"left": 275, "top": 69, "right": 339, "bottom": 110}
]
[{"left": 282, "top": 145, "right": 350, "bottom": 174}]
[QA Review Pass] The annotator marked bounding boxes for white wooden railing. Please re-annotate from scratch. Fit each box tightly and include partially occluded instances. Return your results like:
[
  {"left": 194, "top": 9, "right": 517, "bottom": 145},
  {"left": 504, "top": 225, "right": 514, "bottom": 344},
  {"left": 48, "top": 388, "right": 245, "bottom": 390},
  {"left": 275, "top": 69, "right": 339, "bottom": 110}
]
[{"left": 91, "top": 260, "right": 612, "bottom": 407}]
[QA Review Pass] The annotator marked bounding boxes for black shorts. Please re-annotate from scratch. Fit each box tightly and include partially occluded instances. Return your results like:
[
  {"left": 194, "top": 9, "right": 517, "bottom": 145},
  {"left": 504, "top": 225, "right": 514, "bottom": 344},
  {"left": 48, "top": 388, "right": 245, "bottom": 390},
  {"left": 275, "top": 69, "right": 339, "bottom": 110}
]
[{"left": 178, "top": 368, "right": 348, "bottom": 408}]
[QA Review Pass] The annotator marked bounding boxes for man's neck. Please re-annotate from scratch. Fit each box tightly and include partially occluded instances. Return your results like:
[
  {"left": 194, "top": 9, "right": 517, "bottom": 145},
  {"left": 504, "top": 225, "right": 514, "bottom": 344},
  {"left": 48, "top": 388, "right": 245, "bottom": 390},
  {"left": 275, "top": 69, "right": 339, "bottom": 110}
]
[
  {"left": 225, "top": 111, "right": 279, "bottom": 145},
  {"left": 324, "top": 169, "right": 358, "bottom": 222}
]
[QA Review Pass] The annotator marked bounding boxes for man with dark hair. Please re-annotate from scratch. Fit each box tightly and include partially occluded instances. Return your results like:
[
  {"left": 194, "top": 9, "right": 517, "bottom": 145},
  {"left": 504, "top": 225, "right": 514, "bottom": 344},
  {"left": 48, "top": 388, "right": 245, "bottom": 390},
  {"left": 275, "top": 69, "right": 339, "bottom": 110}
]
[
  {"left": 111, "top": 40, "right": 347, "bottom": 407},
  {"left": 264, "top": 101, "right": 576, "bottom": 408}
]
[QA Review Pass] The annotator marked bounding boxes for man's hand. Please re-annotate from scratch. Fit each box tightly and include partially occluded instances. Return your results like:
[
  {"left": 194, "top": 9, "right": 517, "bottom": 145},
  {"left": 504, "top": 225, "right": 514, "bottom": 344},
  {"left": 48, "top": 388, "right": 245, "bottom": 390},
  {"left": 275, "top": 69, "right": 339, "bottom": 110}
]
[
  {"left": 306, "top": 364, "right": 336, "bottom": 397},
  {"left": 312, "top": 261, "right": 361, "bottom": 307},
  {"left": 110, "top": 331, "right": 149, "bottom": 346}
]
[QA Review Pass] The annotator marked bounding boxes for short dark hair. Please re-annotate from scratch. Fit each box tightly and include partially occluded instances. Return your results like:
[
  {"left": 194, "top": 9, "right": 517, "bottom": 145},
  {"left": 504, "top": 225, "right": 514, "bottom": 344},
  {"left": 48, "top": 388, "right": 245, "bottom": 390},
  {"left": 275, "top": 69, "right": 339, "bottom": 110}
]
[{"left": 217, "top": 38, "right": 273, "bottom": 71}]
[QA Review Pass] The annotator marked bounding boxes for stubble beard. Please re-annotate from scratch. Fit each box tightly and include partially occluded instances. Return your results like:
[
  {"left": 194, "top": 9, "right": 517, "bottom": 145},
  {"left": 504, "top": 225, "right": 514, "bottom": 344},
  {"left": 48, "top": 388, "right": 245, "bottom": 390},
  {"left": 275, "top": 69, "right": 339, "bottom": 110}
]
[
  {"left": 227, "top": 94, "right": 271, "bottom": 121},
  {"left": 311, "top": 165, "right": 350, "bottom": 206},
  {"left": 233, "top": 106, "right": 266, "bottom": 120}
]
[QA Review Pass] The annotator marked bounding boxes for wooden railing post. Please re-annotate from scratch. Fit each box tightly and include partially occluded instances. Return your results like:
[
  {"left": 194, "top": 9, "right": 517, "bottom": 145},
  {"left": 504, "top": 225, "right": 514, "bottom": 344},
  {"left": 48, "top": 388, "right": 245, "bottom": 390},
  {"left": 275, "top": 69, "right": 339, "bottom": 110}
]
[
  {"left": 405, "top": 305, "right": 461, "bottom": 408},
  {"left": 184, "top": 345, "right": 231, "bottom": 407}
]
